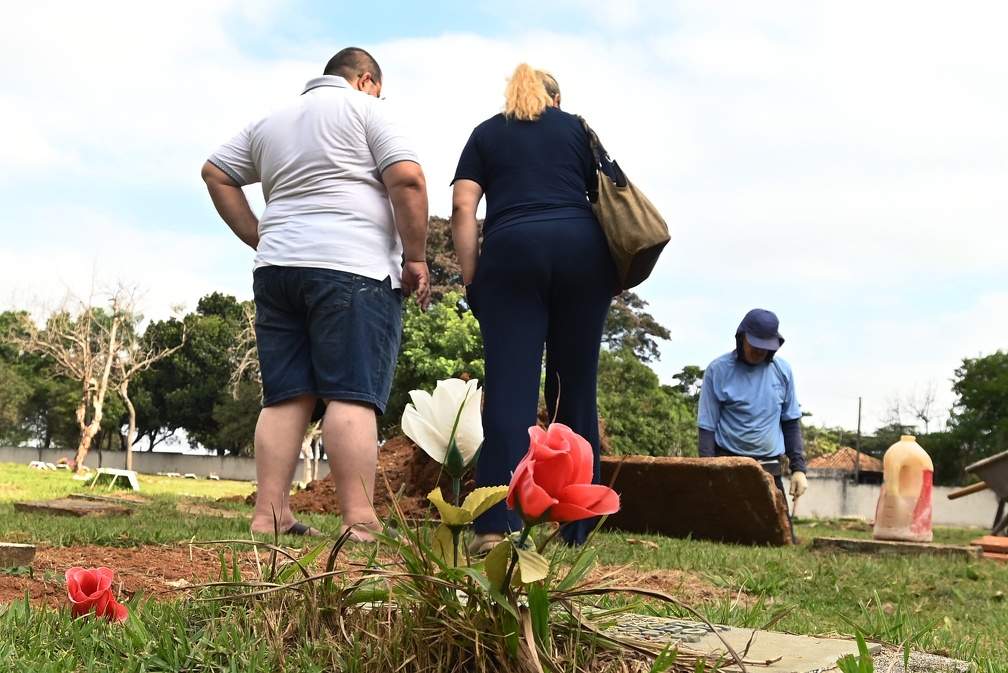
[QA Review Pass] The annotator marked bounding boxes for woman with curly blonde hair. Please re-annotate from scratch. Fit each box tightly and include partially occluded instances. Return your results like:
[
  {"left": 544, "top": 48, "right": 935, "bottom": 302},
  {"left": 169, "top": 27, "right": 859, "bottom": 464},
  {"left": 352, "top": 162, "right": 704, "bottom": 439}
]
[{"left": 451, "top": 63, "right": 617, "bottom": 553}]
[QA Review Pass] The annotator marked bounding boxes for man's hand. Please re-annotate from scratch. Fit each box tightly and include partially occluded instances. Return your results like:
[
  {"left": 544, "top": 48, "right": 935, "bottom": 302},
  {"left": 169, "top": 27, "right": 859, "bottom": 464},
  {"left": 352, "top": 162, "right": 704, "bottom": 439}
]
[
  {"left": 789, "top": 471, "right": 808, "bottom": 499},
  {"left": 401, "top": 260, "right": 430, "bottom": 311}
]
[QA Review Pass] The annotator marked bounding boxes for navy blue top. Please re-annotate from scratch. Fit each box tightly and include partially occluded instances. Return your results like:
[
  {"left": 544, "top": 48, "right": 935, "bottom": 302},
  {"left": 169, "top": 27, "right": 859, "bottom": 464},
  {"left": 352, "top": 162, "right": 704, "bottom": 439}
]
[{"left": 452, "top": 107, "right": 596, "bottom": 236}]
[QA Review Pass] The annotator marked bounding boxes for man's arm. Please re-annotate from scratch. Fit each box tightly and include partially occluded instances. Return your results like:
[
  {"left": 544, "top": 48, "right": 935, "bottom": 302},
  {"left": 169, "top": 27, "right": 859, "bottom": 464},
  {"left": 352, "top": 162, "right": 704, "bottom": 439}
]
[
  {"left": 382, "top": 160, "right": 430, "bottom": 310},
  {"left": 696, "top": 366, "right": 719, "bottom": 458},
  {"left": 698, "top": 429, "right": 716, "bottom": 458},
  {"left": 201, "top": 161, "right": 259, "bottom": 250},
  {"left": 781, "top": 418, "right": 806, "bottom": 473}
]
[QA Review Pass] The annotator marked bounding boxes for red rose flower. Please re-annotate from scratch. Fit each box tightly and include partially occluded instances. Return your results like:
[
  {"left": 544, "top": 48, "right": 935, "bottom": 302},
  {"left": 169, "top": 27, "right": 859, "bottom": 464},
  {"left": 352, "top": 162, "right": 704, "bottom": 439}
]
[
  {"left": 65, "top": 567, "right": 128, "bottom": 622},
  {"left": 507, "top": 423, "right": 619, "bottom": 525}
]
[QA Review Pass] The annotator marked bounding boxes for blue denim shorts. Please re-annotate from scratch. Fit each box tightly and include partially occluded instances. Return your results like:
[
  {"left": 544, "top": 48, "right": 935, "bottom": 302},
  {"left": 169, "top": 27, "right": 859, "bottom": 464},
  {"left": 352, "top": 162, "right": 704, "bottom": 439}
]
[{"left": 252, "top": 266, "right": 403, "bottom": 413}]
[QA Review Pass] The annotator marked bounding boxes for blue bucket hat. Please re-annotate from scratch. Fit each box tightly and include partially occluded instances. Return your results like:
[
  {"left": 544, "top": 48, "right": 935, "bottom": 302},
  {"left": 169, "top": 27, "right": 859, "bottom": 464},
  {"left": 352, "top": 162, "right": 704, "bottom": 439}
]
[{"left": 736, "top": 308, "right": 784, "bottom": 351}]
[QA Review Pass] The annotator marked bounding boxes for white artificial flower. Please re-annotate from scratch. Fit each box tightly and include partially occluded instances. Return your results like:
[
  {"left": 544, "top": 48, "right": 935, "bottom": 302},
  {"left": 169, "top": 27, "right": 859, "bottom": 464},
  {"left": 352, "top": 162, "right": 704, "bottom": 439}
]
[{"left": 401, "top": 378, "right": 484, "bottom": 477}]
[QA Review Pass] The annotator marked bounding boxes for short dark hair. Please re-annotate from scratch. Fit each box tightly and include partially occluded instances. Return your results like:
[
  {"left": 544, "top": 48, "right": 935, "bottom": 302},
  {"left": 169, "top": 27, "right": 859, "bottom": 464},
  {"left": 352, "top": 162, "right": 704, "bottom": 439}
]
[{"left": 323, "top": 47, "right": 382, "bottom": 84}]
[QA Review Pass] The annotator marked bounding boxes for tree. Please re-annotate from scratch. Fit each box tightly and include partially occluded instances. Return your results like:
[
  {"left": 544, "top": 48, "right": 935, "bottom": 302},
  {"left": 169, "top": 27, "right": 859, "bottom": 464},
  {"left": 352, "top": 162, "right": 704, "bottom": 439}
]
[
  {"left": 602, "top": 292, "right": 671, "bottom": 364},
  {"left": 671, "top": 365, "right": 704, "bottom": 414},
  {"left": 884, "top": 382, "right": 943, "bottom": 434},
  {"left": 133, "top": 295, "right": 246, "bottom": 453},
  {"left": 8, "top": 288, "right": 135, "bottom": 470},
  {"left": 948, "top": 350, "right": 1008, "bottom": 466},
  {"left": 384, "top": 290, "right": 484, "bottom": 436},
  {"left": 114, "top": 313, "right": 184, "bottom": 470},
  {"left": 0, "top": 360, "right": 32, "bottom": 441},
  {"left": 597, "top": 348, "right": 697, "bottom": 457},
  {"left": 799, "top": 418, "right": 845, "bottom": 459}
]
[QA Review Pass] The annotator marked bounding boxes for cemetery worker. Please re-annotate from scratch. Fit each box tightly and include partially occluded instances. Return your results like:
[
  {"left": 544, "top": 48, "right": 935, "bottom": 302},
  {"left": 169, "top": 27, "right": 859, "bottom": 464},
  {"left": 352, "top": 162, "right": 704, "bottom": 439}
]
[
  {"left": 697, "top": 309, "right": 808, "bottom": 537},
  {"left": 451, "top": 63, "right": 618, "bottom": 554},
  {"left": 201, "top": 47, "right": 430, "bottom": 541}
]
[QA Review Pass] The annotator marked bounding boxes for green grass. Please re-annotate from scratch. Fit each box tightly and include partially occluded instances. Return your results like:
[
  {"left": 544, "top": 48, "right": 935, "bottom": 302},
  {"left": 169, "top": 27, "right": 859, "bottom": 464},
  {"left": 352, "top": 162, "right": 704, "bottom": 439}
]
[{"left": 2, "top": 461, "right": 1007, "bottom": 672}]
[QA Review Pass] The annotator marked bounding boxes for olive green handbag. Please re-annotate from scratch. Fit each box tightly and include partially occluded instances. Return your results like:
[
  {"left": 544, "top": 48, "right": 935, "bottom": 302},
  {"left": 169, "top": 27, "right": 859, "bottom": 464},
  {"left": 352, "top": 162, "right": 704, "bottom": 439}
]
[{"left": 577, "top": 116, "right": 670, "bottom": 290}]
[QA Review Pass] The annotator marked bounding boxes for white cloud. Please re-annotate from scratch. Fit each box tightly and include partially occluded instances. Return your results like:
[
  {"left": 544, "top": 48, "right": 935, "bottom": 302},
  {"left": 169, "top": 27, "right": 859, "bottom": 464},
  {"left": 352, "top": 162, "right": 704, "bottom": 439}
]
[{"left": 2, "top": 1, "right": 1007, "bottom": 433}]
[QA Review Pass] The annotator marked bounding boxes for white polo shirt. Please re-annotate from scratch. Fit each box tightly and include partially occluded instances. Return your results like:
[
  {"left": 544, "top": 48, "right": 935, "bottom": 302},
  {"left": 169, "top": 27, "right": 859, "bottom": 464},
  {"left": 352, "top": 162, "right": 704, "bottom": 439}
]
[{"left": 209, "top": 75, "right": 420, "bottom": 287}]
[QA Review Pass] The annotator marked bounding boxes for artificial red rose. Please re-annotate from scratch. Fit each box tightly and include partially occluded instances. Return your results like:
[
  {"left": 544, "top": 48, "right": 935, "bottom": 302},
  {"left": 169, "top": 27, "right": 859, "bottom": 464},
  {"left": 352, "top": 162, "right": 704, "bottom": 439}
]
[
  {"left": 65, "top": 567, "right": 128, "bottom": 622},
  {"left": 507, "top": 423, "right": 620, "bottom": 525}
]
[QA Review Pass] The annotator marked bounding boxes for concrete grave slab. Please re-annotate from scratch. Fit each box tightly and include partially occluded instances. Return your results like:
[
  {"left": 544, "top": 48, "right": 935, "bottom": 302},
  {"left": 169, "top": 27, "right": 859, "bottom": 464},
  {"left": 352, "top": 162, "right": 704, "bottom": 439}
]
[
  {"left": 811, "top": 537, "right": 982, "bottom": 560},
  {"left": 13, "top": 498, "right": 133, "bottom": 517},
  {"left": 0, "top": 543, "right": 36, "bottom": 568},
  {"left": 600, "top": 613, "right": 877, "bottom": 672},
  {"left": 601, "top": 455, "right": 792, "bottom": 546}
]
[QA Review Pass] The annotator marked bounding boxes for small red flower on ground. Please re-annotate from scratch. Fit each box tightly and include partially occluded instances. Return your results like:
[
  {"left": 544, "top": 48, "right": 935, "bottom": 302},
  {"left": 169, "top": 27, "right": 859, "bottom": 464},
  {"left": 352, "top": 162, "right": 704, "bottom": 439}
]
[{"left": 65, "top": 567, "right": 128, "bottom": 622}]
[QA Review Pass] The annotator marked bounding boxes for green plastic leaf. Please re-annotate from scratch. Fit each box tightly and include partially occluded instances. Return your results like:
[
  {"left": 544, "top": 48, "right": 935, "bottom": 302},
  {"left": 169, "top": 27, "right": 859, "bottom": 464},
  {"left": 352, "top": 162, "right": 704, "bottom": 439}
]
[
  {"left": 514, "top": 545, "right": 550, "bottom": 584},
  {"left": 484, "top": 537, "right": 513, "bottom": 591},
  {"left": 461, "top": 486, "right": 509, "bottom": 519},
  {"left": 428, "top": 488, "right": 475, "bottom": 526},
  {"left": 431, "top": 523, "right": 461, "bottom": 565}
]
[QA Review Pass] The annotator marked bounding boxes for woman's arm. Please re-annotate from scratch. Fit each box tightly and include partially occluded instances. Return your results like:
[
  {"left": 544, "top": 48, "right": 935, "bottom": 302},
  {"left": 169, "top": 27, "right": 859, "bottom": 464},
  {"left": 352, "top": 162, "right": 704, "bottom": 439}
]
[{"left": 450, "top": 179, "right": 484, "bottom": 286}]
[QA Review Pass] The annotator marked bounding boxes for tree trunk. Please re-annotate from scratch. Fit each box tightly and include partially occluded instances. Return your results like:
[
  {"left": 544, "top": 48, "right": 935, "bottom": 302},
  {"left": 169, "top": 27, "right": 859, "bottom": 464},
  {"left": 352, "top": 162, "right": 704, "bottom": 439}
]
[{"left": 119, "top": 380, "right": 137, "bottom": 471}]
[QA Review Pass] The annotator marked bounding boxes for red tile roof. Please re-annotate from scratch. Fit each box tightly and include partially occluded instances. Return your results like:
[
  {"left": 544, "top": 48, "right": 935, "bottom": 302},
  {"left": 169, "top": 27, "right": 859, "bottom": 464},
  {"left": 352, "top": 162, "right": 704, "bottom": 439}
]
[{"left": 807, "top": 447, "right": 883, "bottom": 472}]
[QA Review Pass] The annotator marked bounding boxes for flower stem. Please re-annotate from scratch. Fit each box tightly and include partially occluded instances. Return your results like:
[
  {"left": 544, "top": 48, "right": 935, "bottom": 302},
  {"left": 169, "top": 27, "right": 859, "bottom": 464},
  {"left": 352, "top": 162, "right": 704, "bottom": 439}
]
[
  {"left": 452, "top": 477, "right": 461, "bottom": 566},
  {"left": 502, "top": 524, "right": 533, "bottom": 589}
]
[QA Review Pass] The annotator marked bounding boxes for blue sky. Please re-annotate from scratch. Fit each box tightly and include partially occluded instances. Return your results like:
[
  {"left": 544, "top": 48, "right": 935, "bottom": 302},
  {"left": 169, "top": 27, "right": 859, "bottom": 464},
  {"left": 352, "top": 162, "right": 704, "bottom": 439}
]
[{"left": 2, "top": 1, "right": 1007, "bottom": 435}]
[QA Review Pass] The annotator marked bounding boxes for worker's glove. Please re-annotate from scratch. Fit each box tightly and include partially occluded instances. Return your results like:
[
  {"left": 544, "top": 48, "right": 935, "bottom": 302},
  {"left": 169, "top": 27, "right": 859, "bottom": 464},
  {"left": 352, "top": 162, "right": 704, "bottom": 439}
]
[{"left": 789, "top": 471, "right": 808, "bottom": 499}]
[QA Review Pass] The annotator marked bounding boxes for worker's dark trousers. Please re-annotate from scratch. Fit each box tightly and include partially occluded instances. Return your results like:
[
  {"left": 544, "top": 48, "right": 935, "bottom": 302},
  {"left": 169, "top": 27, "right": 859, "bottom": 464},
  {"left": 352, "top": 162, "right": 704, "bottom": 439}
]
[{"left": 466, "top": 216, "right": 617, "bottom": 546}]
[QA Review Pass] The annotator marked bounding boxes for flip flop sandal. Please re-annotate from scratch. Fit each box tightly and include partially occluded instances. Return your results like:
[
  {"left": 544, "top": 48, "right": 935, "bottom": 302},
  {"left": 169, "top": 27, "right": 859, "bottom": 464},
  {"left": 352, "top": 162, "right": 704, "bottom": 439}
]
[{"left": 282, "top": 521, "right": 326, "bottom": 536}]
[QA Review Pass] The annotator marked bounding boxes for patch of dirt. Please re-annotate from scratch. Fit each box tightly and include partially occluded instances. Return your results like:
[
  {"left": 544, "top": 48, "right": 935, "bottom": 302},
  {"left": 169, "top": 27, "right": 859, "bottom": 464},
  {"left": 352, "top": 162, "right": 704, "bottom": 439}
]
[
  {"left": 0, "top": 543, "right": 263, "bottom": 610},
  {"left": 1, "top": 433, "right": 744, "bottom": 611},
  {"left": 0, "top": 542, "right": 737, "bottom": 613}
]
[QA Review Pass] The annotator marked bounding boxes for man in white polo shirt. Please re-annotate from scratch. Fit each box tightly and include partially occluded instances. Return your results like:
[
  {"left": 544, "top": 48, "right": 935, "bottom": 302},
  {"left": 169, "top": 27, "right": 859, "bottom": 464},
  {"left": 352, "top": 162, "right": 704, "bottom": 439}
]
[{"left": 201, "top": 47, "right": 429, "bottom": 541}]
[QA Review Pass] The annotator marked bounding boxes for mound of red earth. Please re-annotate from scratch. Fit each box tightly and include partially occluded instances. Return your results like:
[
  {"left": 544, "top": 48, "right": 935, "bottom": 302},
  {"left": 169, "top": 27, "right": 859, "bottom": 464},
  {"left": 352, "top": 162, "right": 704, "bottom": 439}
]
[
  {"left": 248, "top": 422, "right": 613, "bottom": 522},
  {"left": 244, "top": 435, "right": 472, "bottom": 522}
]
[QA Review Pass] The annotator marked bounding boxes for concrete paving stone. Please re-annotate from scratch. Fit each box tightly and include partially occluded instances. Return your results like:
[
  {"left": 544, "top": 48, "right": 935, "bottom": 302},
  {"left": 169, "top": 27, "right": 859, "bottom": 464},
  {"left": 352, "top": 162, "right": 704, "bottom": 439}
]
[
  {"left": 602, "top": 613, "right": 874, "bottom": 672},
  {"left": 13, "top": 498, "right": 133, "bottom": 517},
  {"left": 811, "top": 536, "right": 981, "bottom": 560}
]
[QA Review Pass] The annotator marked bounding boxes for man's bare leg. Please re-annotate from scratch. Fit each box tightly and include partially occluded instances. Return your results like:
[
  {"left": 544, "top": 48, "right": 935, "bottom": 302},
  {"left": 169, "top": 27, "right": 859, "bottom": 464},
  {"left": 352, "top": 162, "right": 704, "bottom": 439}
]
[
  {"left": 250, "top": 394, "right": 315, "bottom": 534},
  {"left": 322, "top": 399, "right": 381, "bottom": 541}
]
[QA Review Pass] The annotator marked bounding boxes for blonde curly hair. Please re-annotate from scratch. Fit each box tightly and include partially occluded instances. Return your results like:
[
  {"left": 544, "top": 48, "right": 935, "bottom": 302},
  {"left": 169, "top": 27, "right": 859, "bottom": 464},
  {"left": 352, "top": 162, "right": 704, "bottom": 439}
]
[{"left": 504, "top": 63, "right": 560, "bottom": 121}]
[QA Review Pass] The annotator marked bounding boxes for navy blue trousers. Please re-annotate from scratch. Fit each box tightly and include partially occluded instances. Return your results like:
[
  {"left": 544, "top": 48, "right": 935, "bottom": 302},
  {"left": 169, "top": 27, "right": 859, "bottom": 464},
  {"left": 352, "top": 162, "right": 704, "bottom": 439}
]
[{"left": 466, "top": 216, "right": 617, "bottom": 545}]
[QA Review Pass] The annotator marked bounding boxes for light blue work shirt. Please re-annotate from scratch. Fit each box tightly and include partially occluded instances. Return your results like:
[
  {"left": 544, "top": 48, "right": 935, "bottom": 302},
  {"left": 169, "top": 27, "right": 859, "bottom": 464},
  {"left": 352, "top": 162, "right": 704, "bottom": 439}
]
[{"left": 697, "top": 351, "right": 801, "bottom": 459}]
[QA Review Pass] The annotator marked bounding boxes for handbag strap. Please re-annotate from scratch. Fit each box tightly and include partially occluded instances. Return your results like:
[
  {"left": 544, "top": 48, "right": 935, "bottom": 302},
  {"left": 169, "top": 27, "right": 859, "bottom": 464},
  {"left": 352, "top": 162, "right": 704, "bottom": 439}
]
[
  {"left": 576, "top": 115, "right": 625, "bottom": 197},
  {"left": 576, "top": 114, "right": 611, "bottom": 167}
]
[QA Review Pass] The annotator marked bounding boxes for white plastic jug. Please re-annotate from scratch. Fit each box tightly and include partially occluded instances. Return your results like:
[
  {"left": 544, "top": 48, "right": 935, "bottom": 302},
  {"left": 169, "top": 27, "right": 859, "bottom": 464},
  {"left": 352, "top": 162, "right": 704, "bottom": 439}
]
[{"left": 873, "top": 435, "right": 934, "bottom": 542}]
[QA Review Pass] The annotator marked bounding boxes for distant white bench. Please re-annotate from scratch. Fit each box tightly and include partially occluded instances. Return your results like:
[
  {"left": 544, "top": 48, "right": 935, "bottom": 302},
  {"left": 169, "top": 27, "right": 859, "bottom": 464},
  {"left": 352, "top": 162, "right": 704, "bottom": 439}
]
[{"left": 88, "top": 467, "right": 140, "bottom": 492}]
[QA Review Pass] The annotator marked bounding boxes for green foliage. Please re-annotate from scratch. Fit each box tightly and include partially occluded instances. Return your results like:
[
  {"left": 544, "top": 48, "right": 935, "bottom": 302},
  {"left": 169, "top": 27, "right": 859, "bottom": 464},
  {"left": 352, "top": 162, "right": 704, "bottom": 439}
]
[
  {"left": 211, "top": 379, "right": 261, "bottom": 455},
  {"left": 800, "top": 422, "right": 846, "bottom": 460},
  {"left": 0, "top": 359, "right": 32, "bottom": 440},
  {"left": 384, "top": 290, "right": 484, "bottom": 435},
  {"left": 835, "top": 631, "right": 874, "bottom": 673},
  {"left": 1, "top": 466, "right": 1007, "bottom": 669},
  {"left": 135, "top": 294, "right": 246, "bottom": 453},
  {"left": 603, "top": 292, "right": 671, "bottom": 365},
  {"left": 598, "top": 348, "right": 697, "bottom": 457},
  {"left": 949, "top": 350, "right": 1008, "bottom": 464}
]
